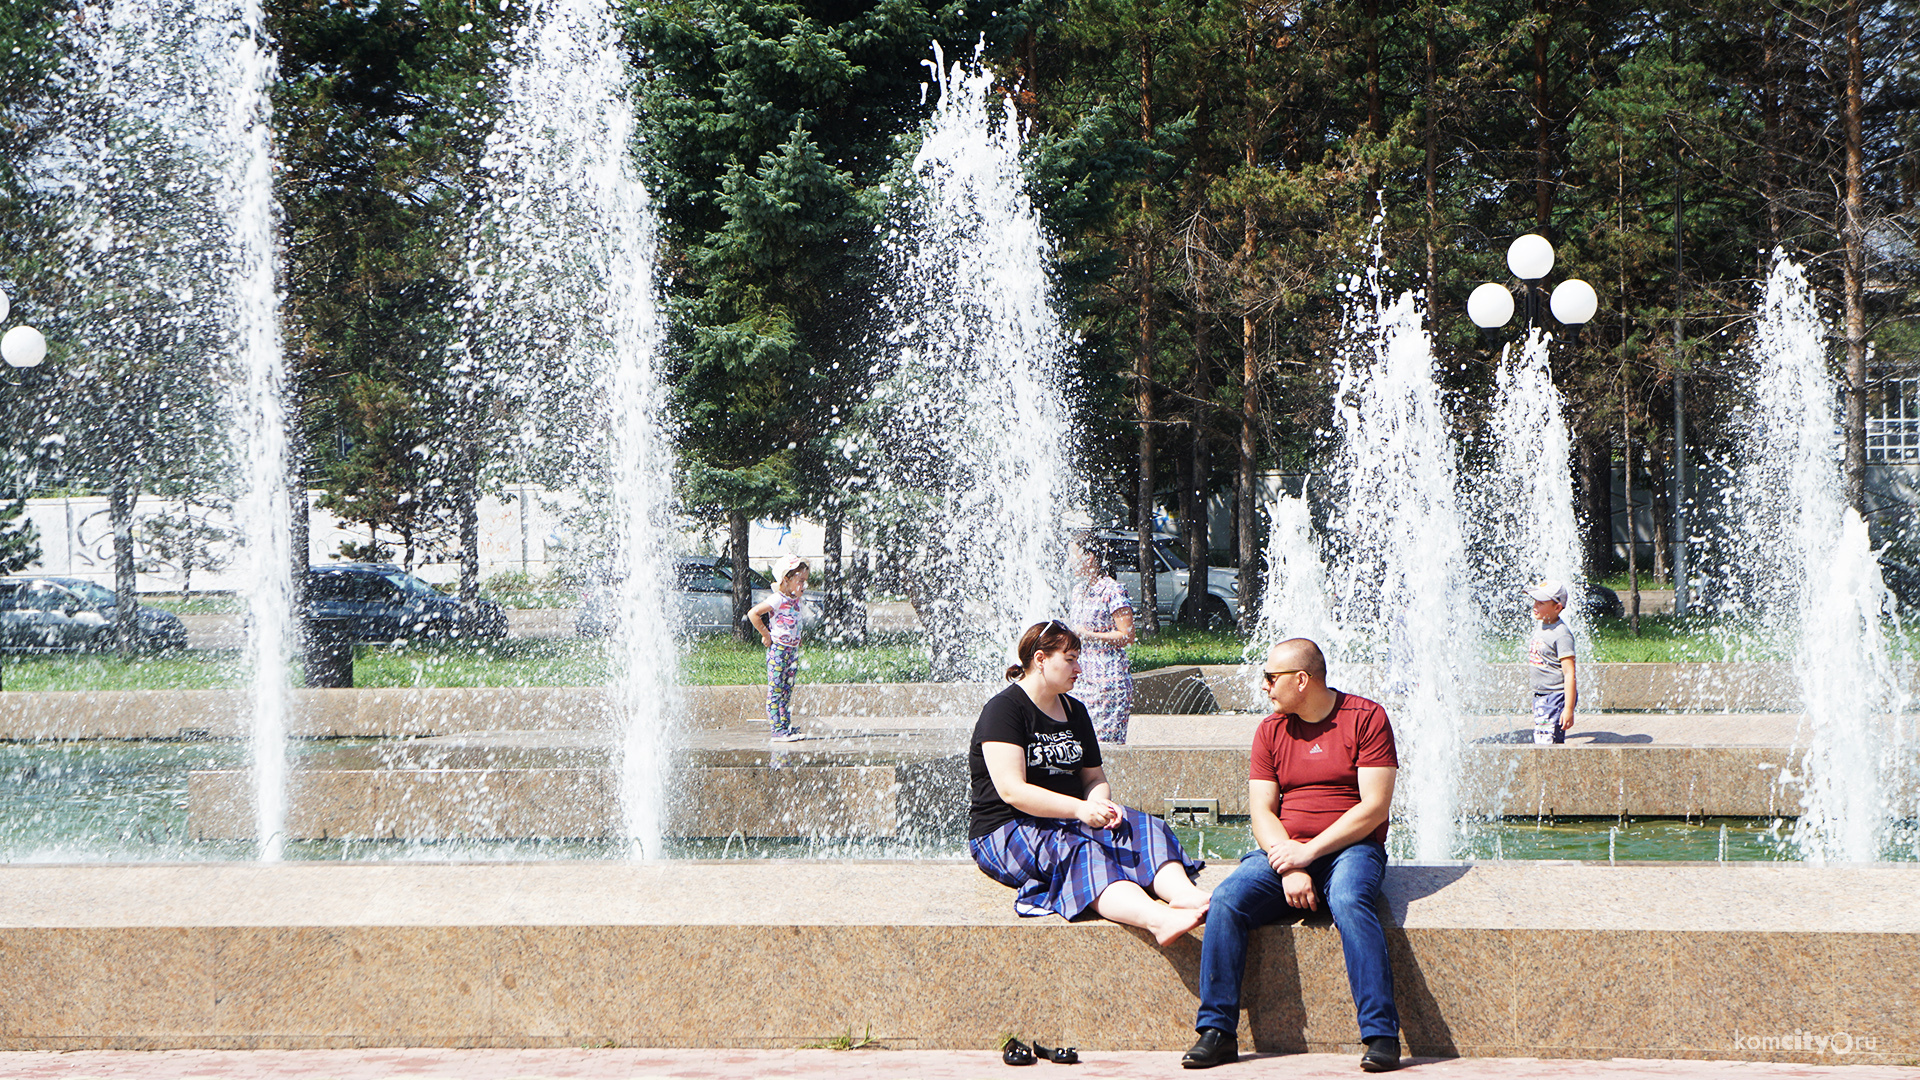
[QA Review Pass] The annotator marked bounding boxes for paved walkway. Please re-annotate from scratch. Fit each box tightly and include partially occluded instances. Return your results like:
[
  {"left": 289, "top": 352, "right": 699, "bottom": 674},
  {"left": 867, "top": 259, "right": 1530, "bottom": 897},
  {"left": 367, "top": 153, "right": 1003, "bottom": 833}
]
[{"left": 3, "top": 1050, "right": 1915, "bottom": 1080}]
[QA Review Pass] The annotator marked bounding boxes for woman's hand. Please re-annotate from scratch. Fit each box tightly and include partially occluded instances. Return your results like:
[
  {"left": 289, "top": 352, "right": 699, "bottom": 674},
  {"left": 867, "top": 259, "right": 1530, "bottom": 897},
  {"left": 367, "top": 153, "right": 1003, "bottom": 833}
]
[{"left": 1076, "top": 797, "right": 1122, "bottom": 829}]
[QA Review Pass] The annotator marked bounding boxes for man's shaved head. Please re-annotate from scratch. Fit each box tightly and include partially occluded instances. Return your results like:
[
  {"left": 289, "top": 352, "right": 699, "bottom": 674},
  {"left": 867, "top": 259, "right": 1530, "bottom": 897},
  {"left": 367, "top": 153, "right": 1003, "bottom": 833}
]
[{"left": 1267, "top": 638, "right": 1327, "bottom": 679}]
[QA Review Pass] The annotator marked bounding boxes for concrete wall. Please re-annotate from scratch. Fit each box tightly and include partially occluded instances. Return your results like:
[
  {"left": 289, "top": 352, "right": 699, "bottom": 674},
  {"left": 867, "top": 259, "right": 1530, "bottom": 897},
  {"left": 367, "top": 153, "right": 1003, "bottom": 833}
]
[{"left": 0, "top": 862, "right": 1912, "bottom": 1063}]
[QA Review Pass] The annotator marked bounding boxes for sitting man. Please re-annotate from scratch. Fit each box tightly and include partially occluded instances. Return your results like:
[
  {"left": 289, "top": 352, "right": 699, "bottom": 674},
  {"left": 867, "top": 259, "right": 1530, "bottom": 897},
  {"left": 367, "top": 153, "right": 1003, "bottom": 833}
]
[{"left": 1183, "top": 638, "right": 1402, "bottom": 1072}]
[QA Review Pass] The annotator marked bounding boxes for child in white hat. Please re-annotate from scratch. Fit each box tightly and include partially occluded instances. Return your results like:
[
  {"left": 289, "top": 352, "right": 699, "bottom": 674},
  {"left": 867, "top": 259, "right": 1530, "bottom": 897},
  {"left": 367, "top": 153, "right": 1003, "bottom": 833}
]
[{"left": 1524, "top": 579, "right": 1577, "bottom": 744}]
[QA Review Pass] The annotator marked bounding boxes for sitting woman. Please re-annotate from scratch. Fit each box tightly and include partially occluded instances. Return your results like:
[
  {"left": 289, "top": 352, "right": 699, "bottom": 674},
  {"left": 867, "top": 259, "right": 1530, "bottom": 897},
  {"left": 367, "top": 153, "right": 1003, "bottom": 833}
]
[{"left": 968, "top": 620, "right": 1211, "bottom": 945}]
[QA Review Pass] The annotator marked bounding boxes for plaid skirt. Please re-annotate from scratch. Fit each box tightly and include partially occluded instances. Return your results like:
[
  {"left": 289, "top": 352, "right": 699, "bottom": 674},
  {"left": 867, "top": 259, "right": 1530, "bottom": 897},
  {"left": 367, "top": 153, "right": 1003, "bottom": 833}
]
[{"left": 968, "top": 807, "right": 1204, "bottom": 920}]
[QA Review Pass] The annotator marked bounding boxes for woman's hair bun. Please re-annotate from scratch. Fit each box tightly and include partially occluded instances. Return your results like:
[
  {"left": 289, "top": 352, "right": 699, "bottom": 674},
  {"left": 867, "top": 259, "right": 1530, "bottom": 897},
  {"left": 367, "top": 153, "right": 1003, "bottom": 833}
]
[{"left": 1009, "top": 620, "right": 1082, "bottom": 679}]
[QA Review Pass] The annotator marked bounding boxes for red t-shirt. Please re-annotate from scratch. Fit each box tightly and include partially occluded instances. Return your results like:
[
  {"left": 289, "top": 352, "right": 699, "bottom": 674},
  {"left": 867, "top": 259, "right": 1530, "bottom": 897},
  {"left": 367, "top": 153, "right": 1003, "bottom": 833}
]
[{"left": 1249, "top": 690, "right": 1398, "bottom": 845}]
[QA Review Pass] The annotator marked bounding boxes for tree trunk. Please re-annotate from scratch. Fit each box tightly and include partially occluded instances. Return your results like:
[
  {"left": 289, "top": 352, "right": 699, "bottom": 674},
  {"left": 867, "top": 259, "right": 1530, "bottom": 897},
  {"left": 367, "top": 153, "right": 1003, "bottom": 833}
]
[
  {"left": 823, "top": 507, "right": 862, "bottom": 643},
  {"left": 1135, "top": 32, "right": 1160, "bottom": 636},
  {"left": 1624, "top": 401, "right": 1640, "bottom": 635},
  {"left": 1424, "top": 6, "right": 1439, "bottom": 301},
  {"left": 109, "top": 466, "right": 138, "bottom": 658},
  {"left": 1237, "top": 303, "right": 1259, "bottom": 633},
  {"left": 1762, "top": 17, "right": 1781, "bottom": 254},
  {"left": 1362, "top": 0, "right": 1382, "bottom": 212},
  {"left": 457, "top": 441, "right": 480, "bottom": 605},
  {"left": 1533, "top": 0, "right": 1553, "bottom": 227},
  {"left": 1671, "top": 138, "right": 1690, "bottom": 615},
  {"left": 1648, "top": 447, "right": 1669, "bottom": 583},
  {"left": 729, "top": 508, "right": 752, "bottom": 642},
  {"left": 1578, "top": 432, "right": 1612, "bottom": 582},
  {"left": 1841, "top": 0, "right": 1869, "bottom": 512}
]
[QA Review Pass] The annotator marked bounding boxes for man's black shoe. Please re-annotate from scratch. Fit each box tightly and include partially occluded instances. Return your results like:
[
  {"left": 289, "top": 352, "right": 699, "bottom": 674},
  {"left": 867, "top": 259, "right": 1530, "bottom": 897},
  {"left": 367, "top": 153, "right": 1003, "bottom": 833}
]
[
  {"left": 1181, "top": 1028, "right": 1237, "bottom": 1069},
  {"left": 1359, "top": 1036, "right": 1400, "bottom": 1072}
]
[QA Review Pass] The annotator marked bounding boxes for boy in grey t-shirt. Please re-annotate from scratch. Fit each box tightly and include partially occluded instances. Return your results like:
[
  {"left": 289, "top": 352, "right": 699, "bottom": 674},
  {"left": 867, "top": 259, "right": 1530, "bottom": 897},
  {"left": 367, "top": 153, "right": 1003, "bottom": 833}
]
[{"left": 1525, "top": 580, "right": 1577, "bottom": 744}]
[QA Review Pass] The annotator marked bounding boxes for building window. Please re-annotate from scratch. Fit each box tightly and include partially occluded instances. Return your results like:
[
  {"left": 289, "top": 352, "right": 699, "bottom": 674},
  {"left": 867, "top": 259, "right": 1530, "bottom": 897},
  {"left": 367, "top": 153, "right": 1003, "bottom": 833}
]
[{"left": 1867, "top": 375, "right": 1920, "bottom": 463}]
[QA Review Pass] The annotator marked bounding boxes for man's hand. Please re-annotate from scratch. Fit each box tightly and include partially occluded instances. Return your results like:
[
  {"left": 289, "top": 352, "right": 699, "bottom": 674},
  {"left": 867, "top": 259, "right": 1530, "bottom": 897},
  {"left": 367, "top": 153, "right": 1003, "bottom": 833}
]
[
  {"left": 1077, "top": 797, "right": 1121, "bottom": 829},
  {"left": 1281, "top": 869, "right": 1318, "bottom": 910},
  {"left": 1265, "top": 837, "right": 1315, "bottom": 874}
]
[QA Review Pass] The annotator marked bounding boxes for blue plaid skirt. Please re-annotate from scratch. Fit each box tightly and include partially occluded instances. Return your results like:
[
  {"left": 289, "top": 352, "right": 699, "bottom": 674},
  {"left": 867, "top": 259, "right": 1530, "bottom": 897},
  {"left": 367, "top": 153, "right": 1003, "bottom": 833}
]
[{"left": 969, "top": 807, "right": 1204, "bottom": 920}]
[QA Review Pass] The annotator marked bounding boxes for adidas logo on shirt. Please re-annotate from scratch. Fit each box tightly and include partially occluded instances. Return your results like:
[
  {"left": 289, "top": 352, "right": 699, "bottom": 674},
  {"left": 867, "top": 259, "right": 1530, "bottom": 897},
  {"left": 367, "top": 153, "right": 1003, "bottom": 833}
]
[{"left": 1308, "top": 744, "right": 1323, "bottom": 754}]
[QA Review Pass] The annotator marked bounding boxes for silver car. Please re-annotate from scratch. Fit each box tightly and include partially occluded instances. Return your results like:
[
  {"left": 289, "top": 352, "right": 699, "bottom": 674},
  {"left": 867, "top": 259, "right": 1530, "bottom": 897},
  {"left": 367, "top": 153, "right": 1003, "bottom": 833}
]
[
  {"left": 576, "top": 556, "right": 824, "bottom": 636},
  {"left": 1087, "top": 531, "right": 1240, "bottom": 629}
]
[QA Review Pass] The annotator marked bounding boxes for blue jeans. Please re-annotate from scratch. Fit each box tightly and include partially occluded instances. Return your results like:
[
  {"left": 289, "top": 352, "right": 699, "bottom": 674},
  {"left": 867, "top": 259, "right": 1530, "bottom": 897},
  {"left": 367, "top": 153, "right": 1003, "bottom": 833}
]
[{"left": 1194, "top": 840, "right": 1398, "bottom": 1040}]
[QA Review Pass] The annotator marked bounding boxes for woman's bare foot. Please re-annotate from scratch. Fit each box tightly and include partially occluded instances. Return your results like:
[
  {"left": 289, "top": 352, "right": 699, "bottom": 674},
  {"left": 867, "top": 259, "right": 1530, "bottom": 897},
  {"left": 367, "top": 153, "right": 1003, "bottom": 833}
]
[
  {"left": 1147, "top": 901, "right": 1207, "bottom": 946},
  {"left": 1166, "top": 891, "right": 1212, "bottom": 911}
]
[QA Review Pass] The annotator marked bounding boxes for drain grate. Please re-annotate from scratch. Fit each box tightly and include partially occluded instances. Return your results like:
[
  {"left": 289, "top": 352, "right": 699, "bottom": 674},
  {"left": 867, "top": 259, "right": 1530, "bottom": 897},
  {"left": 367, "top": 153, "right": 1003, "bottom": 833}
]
[{"left": 1162, "top": 798, "right": 1219, "bottom": 826}]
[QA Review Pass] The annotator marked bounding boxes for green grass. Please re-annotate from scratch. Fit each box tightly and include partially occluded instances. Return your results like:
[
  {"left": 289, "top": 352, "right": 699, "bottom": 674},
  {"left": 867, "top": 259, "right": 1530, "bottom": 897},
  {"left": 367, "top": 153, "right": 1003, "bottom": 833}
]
[
  {"left": 350, "top": 639, "right": 611, "bottom": 687},
  {"left": 140, "top": 593, "right": 247, "bottom": 615},
  {"left": 681, "top": 632, "right": 934, "bottom": 685},
  {"left": 1129, "top": 626, "right": 1250, "bottom": 668},
  {"left": 0, "top": 615, "right": 1820, "bottom": 692},
  {"left": 0, "top": 651, "right": 248, "bottom": 690}
]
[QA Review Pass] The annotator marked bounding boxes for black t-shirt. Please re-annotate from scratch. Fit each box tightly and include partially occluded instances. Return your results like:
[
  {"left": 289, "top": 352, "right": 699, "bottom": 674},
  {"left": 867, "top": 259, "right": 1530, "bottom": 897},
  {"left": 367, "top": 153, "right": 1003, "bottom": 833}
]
[{"left": 968, "top": 682, "right": 1103, "bottom": 839}]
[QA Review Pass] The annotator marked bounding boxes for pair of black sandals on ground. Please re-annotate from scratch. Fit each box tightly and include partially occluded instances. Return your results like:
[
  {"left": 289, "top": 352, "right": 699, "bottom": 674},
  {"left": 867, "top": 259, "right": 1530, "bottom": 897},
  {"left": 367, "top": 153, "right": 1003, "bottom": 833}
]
[{"left": 1002, "top": 1037, "right": 1078, "bottom": 1065}]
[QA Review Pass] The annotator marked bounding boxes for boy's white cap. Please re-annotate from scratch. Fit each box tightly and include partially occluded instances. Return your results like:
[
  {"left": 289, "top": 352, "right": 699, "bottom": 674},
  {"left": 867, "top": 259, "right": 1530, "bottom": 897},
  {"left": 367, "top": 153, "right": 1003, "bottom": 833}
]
[
  {"left": 772, "top": 553, "right": 808, "bottom": 581},
  {"left": 1525, "top": 579, "right": 1569, "bottom": 606}
]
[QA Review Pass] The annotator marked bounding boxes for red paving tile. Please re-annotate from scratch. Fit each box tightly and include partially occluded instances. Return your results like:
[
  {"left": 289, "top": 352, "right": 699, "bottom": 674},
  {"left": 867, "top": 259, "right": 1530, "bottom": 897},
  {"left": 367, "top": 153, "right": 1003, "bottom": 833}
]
[{"left": 0, "top": 1051, "right": 1915, "bottom": 1080}]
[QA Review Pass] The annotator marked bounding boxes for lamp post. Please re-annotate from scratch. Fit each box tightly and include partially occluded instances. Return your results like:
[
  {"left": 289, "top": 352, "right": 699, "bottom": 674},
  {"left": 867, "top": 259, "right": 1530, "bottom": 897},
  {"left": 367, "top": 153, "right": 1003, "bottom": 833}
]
[
  {"left": 1467, "top": 233, "right": 1598, "bottom": 335},
  {"left": 0, "top": 286, "right": 47, "bottom": 692}
]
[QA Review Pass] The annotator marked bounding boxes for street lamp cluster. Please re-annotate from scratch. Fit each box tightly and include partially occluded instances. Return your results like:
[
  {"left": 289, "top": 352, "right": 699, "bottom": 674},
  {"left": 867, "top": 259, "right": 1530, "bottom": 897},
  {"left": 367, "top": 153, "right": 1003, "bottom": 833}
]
[
  {"left": 1467, "top": 234, "right": 1597, "bottom": 332},
  {"left": 0, "top": 289, "right": 46, "bottom": 369}
]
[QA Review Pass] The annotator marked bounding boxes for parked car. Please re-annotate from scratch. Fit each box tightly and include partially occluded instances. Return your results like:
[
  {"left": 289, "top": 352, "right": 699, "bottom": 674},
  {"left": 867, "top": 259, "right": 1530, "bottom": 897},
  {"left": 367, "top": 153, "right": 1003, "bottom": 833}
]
[
  {"left": 301, "top": 563, "right": 507, "bottom": 643},
  {"left": 577, "top": 555, "right": 825, "bottom": 637},
  {"left": 1082, "top": 530, "right": 1241, "bottom": 629},
  {"left": 1582, "top": 583, "right": 1625, "bottom": 619},
  {"left": 0, "top": 577, "right": 188, "bottom": 653}
]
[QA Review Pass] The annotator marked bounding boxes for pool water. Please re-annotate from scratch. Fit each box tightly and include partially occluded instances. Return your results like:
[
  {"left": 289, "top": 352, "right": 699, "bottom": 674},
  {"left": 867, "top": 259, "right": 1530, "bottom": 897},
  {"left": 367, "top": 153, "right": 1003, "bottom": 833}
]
[{"left": 2, "top": 740, "right": 1910, "bottom": 862}]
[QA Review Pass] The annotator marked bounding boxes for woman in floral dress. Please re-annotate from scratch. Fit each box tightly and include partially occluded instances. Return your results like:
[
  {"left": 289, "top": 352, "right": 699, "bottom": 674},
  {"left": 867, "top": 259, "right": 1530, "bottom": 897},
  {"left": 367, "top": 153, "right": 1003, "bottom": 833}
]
[{"left": 1067, "top": 536, "right": 1136, "bottom": 743}]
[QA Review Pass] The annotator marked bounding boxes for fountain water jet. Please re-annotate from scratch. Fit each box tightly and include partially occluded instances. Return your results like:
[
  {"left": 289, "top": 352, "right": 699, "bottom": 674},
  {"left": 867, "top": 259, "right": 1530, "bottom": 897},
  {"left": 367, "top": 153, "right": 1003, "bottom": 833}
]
[
  {"left": 1252, "top": 494, "right": 1340, "bottom": 662},
  {"left": 217, "top": 0, "right": 295, "bottom": 862},
  {"left": 1729, "top": 254, "right": 1911, "bottom": 862},
  {"left": 1478, "top": 328, "right": 1588, "bottom": 652},
  {"left": 461, "top": 0, "right": 677, "bottom": 857},
  {"left": 865, "top": 43, "right": 1077, "bottom": 678},
  {"left": 1320, "top": 274, "right": 1482, "bottom": 860}
]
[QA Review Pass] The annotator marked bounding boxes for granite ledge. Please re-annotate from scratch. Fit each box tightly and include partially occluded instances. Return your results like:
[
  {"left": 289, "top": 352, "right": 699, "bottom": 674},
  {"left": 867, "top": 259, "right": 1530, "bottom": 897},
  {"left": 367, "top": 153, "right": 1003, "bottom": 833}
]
[{"left": 0, "top": 862, "right": 1914, "bottom": 934}]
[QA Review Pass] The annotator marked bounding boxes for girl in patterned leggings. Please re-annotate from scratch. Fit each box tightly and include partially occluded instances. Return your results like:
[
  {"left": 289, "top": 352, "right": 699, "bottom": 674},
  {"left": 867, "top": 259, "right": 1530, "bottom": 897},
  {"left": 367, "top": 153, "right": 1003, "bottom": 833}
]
[{"left": 748, "top": 554, "right": 810, "bottom": 743}]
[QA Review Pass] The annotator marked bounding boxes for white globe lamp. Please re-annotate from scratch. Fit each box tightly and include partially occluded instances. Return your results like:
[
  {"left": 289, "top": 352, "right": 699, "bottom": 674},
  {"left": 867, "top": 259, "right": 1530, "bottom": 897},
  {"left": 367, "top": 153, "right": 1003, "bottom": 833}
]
[
  {"left": 2, "top": 325, "right": 47, "bottom": 368},
  {"left": 0, "top": 288, "right": 9, "bottom": 326},
  {"left": 1467, "top": 282, "right": 1515, "bottom": 329},
  {"left": 1506, "top": 233, "right": 1555, "bottom": 280},
  {"left": 1550, "top": 279, "right": 1599, "bottom": 326}
]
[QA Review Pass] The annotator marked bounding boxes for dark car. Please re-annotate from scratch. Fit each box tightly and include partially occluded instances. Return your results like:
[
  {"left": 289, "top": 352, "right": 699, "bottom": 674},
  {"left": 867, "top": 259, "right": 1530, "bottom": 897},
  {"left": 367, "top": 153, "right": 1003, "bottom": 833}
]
[
  {"left": 1580, "top": 583, "right": 1625, "bottom": 619},
  {"left": 0, "top": 577, "right": 188, "bottom": 653},
  {"left": 301, "top": 563, "right": 507, "bottom": 643}
]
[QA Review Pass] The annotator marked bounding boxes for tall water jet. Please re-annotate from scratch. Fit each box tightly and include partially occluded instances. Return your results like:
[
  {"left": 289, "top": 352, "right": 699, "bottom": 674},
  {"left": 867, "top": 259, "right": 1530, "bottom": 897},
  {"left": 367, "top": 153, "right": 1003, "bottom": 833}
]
[
  {"left": 1321, "top": 273, "right": 1481, "bottom": 860},
  {"left": 462, "top": 0, "right": 676, "bottom": 856},
  {"left": 1252, "top": 494, "right": 1339, "bottom": 660},
  {"left": 53, "top": 0, "right": 292, "bottom": 858},
  {"left": 218, "top": 0, "right": 294, "bottom": 862},
  {"left": 1730, "top": 255, "right": 1909, "bottom": 862},
  {"left": 865, "top": 44, "right": 1076, "bottom": 678},
  {"left": 1478, "top": 328, "right": 1588, "bottom": 657}
]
